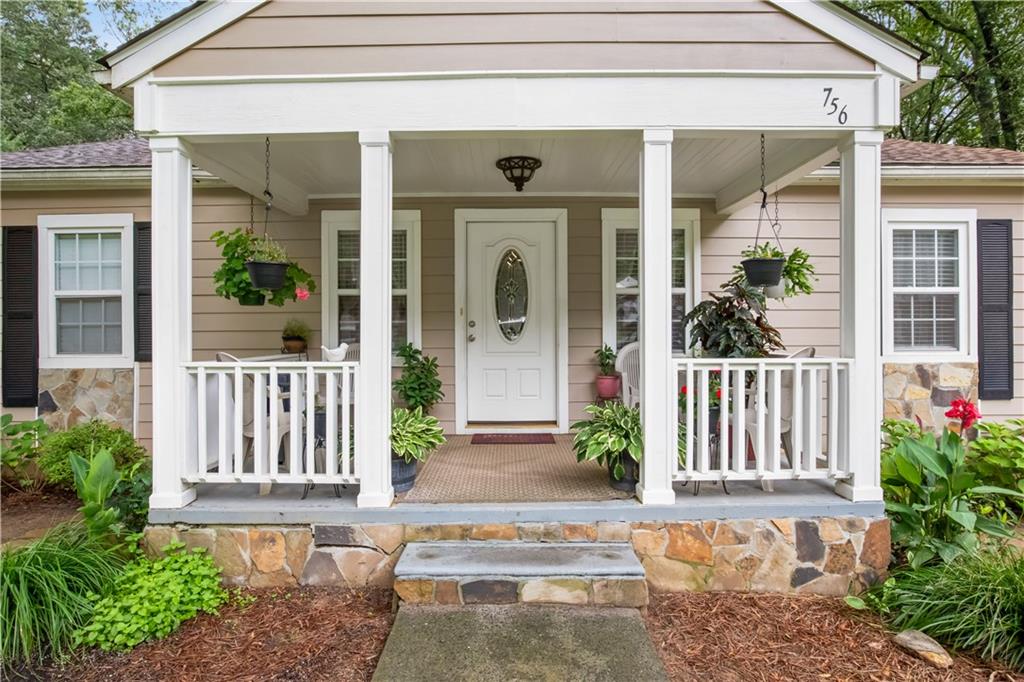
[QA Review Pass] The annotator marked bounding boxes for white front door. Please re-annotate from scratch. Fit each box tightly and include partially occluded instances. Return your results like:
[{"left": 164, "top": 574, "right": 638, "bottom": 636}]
[{"left": 466, "top": 220, "right": 557, "bottom": 422}]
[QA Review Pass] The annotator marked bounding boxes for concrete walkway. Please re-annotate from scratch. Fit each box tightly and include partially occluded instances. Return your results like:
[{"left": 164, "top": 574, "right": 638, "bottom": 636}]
[{"left": 372, "top": 605, "right": 668, "bottom": 682}]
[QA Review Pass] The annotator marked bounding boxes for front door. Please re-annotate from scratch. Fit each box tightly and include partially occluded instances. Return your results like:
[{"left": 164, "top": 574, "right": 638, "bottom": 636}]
[{"left": 466, "top": 220, "right": 557, "bottom": 422}]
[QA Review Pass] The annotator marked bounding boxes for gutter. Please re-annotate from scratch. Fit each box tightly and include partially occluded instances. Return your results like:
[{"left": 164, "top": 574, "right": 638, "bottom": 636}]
[{"left": 0, "top": 167, "right": 224, "bottom": 191}]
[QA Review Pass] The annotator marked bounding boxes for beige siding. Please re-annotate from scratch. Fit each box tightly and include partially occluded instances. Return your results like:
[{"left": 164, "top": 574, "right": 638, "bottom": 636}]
[
  {"left": 154, "top": 0, "right": 872, "bottom": 77},
  {"left": 4, "top": 184, "right": 1021, "bottom": 436}
]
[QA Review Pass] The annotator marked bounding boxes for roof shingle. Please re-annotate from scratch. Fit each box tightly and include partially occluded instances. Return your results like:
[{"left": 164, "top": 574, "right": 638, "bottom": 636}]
[{"left": 2, "top": 136, "right": 1022, "bottom": 171}]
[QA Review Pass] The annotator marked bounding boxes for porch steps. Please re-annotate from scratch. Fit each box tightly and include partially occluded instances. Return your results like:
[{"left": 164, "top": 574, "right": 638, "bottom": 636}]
[{"left": 392, "top": 541, "right": 648, "bottom": 608}]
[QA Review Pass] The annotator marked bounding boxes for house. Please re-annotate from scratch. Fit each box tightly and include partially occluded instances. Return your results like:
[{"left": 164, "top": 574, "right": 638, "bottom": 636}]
[{"left": 2, "top": 1, "right": 1021, "bottom": 600}]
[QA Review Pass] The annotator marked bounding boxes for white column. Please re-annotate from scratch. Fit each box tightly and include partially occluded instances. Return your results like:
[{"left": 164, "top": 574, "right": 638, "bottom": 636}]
[
  {"left": 149, "top": 138, "right": 196, "bottom": 509},
  {"left": 355, "top": 130, "right": 394, "bottom": 508},
  {"left": 836, "top": 130, "right": 884, "bottom": 502},
  {"left": 637, "top": 129, "right": 676, "bottom": 505}
]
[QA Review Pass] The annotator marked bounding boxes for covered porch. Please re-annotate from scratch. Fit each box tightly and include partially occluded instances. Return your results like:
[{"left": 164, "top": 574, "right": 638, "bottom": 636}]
[{"left": 149, "top": 126, "right": 884, "bottom": 513}]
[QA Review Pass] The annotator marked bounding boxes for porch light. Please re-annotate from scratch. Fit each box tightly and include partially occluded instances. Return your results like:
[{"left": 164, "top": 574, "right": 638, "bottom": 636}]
[{"left": 495, "top": 156, "right": 542, "bottom": 191}]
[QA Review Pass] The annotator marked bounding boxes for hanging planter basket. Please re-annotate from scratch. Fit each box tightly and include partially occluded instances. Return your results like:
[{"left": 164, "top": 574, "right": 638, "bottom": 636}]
[
  {"left": 763, "top": 278, "right": 788, "bottom": 299},
  {"left": 245, "top": 261, "right": 288, "bottom": 290},
  {"left": 237, "top": 290, "right": 266, "bottom": 306},
  {"left": 741, "top": 258, "right": 785, "bottom": 287}
]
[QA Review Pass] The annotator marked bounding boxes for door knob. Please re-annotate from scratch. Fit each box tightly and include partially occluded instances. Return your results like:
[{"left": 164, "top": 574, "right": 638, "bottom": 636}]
[{"left": 468, "top": 334, "right": 477, "bottom": 342}]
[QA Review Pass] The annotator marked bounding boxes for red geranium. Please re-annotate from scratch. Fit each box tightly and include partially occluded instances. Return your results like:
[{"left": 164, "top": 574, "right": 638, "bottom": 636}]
[{"left": 945, "top": 397, "right": 981, "bottom": 431}]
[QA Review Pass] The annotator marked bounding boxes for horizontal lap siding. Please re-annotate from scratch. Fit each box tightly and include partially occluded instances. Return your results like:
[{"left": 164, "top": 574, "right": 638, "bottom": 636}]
[{"left": 153, "top": 1, "right": 871, "bottom": 77}]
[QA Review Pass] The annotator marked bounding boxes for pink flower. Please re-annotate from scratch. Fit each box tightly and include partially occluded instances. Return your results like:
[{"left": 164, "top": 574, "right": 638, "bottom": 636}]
[
  {"left": 295, "top": 287, "right": 310, "bottom": 301},
  {"left": 945, "top": 397, "right": 981, "bottom": 431}
]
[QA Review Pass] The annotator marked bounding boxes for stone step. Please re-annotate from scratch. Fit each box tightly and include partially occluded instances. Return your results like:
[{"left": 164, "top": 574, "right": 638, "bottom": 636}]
[{"left": 393, "top": 541, "right": 648, "bottom": 607}]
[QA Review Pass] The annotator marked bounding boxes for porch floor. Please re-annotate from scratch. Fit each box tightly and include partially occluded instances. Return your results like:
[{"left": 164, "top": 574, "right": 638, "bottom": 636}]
[{"left": 400, "top": 435, "right": 631, "bottom": 503}]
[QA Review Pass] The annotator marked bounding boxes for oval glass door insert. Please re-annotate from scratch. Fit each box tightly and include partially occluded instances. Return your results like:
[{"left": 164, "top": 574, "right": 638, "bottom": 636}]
[{"left": 495, "top": 248, "right": 528, "bottom": 342}]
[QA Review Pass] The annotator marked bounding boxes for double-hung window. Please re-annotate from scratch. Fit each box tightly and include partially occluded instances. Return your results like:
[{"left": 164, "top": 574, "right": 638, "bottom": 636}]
[
  {"left": 882, "top": 208, "right": 976, "bottom": 358},
  {"left": 321, "top": 210, "right": 421, "bottom": 359},
  {"left": 601, "top": 208, "right": 700, "bottom": 354},
  {"left": 38, "top": 214, "right": 134, "bottom": 367}
]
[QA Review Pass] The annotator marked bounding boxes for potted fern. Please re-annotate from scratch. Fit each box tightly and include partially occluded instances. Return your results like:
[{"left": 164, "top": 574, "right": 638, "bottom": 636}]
[
  {"left": 390, "top": 407, "right": 446, "bottom": 492},
  {"left": 730, "top": 245, "right": 816, "bottom": 299},
  {"left": 571, "top": 402, "right": 643, "bottom": 492},
  {"left": 593, "top": 344, "right": 620, "bottom": 400}
]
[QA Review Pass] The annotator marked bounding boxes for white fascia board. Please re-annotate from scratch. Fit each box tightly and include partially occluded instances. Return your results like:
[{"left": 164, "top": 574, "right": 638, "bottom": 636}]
[
  {"left": 0, "top": 167, "right": 222, "bottom": 191},
  {"left": 803, "top": 164, "right": 1024, "bottom": 185},
  {"left": 901, "top": 64, "right": 939, "bottom": 97},
  {"left": 771, "top": 1, "right": 922, "bottom": 82},
  {"left": 103, "top": 0, "right": 266, "bottom": 90}
]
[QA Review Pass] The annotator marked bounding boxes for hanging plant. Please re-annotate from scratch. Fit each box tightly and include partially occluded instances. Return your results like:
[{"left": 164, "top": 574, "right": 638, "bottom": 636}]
[
  {"left": 729, "top": 244, "right": 816, "bottom": 299},
  {"left": 245, "top": 235, "right": 289, "bottom": 290},
  {"left": 741, "top": 134, "right": 786, "bottom": 288},
  {"left": 210, "top": 229, "right": 316, "bottom": 307}
]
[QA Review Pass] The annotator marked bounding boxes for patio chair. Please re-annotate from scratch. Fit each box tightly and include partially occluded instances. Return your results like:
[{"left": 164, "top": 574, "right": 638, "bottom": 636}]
[
  {"left": 210, "top": 352, "right": 293, "bottom": 494},
  {"left": 744, "top": 346, "right": 816, "bottom": 492},
  {"left": 615, "top": 342, "right": 641, "bottom": 408}
]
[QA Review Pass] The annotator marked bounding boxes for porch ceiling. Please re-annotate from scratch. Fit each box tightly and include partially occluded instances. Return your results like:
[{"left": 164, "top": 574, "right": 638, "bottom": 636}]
[{"left": 185, "top": 131, "right": 842, "bottom": 213}]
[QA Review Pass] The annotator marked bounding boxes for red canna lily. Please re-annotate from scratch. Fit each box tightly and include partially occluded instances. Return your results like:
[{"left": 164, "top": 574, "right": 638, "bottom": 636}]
[{"left": 945, "top": 397, "right": 981, "bottom": 431}]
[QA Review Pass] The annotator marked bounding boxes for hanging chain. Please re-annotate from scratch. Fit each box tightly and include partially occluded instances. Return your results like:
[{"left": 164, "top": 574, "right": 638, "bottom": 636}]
[
  {"left": 753, "top": 133, "right": 784, "bottom": 252},
  {"left": 262, "top": 136, "right": 274, "bottom": 237},
  {"left": 246, "top": 196, "right": 255, "bottom": 235}
]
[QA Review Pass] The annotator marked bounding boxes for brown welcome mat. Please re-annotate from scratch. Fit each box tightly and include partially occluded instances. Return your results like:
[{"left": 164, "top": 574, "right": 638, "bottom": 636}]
[
  {"left": 471, "top": 433, "right": 556, "bottom": 445},
  {"left": 402, "top": 435, "right": 630, "bottom": 503}
]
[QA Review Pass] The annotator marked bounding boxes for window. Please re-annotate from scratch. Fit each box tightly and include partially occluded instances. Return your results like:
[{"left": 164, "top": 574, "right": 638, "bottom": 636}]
[
  {"left": 38, "top": 214, "right": 134, "bottom": 367},
  {"left": 321, "top": 210, "right": 421, "bottom": 359},
  {"left": 882, "top": 208, "right": 976, "bottom": 358},
  {"left": 601, "top": 208, "right": 700, "bottom": 354}
]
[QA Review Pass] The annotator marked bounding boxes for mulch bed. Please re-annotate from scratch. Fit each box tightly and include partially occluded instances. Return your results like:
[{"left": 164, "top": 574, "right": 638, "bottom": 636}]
[
  {"left": 36, "top": 588, "right": 394, "bottom": 682},
  {"left": 0, "top": 488, "right": 80, "bottom": 544},
  {"left": 645, "top": 592, "right": 1021, "bottom": 682}
]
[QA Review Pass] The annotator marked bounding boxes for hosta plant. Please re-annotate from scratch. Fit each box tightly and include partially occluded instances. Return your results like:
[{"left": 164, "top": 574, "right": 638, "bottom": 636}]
[
  {"left": 390, "top": 407, "right": 446, "bottom": 463},
  {"left": 881, "top": 405, "right": 1024, "bottom": 568},
  {"left": 572, "top": 402, "right": 643, "bottom": 480}
]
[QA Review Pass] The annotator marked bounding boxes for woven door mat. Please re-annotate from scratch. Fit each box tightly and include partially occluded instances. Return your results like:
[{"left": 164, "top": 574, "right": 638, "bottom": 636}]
[
  {"left": 402, "top": 435, "right": 630, "bottom": 503},
  {"left": 470, "top": 433, "right": 556, "bottom": 445}
]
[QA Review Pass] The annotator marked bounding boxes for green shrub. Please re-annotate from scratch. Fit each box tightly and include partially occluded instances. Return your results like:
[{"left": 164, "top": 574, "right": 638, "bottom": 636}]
[
  {"left": 0, "top": 524, "right": 124, "bottom": 665},
  {"left": 75, "top": 542, "right": 228, "bottom": 652},
  {"left": 880, "top": 425, "right": 1023, "bottom": 567},
  {"left": 36, "top": 420, "right": 146, "bottom": 488},
  {"left": 1, "top": 414, "right": 48, "bottom": 490},
  {"left": 970, "top": 418, "right": 1024, "bottom": 515},
  {"left": 865, "top": 548, "right": 1024, "bottom": 671},
  {"left": 110, "top": 462, "right": 152, "bottom": 534},
  {"left": 392, "top": 343, "right": 444, "bottom": 412}
]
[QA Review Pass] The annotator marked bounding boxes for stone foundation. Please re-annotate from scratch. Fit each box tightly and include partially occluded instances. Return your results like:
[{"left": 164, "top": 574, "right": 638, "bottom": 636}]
[
  {"left": 37, "top": 367, "right": 134, "bottom": 432},
  {"left": 395, "top": 575, "right": 649, "bottom": 607},
  {"left": 144, "top": 516, "right": 889, "bottom": 596},
  {"left": 882, "top": 362, "right": 978, "bottom": 433}
]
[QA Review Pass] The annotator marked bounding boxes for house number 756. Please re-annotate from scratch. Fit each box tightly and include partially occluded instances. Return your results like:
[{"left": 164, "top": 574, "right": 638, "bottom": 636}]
[{"left": 822, "top": 87, "right": 848, "bottom": 125}]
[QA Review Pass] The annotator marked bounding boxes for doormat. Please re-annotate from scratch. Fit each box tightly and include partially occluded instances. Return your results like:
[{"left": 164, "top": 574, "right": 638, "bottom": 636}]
[{"left": 471, "top": 433, "right": 556, "bottom": 445}]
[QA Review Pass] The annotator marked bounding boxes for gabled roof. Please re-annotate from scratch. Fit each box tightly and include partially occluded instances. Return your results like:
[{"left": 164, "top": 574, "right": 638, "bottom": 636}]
[
  {"left": 876, "top": 139, "right": 1024, "bottom": 166},
  {"left": 96, "top": 1, "right": 928, "bottom": 90}
]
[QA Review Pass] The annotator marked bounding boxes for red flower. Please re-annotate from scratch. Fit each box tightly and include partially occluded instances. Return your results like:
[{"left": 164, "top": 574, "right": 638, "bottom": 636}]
[
  {"left": 715, "top": 388, "right": 722, "bottom": 399},
  {"left": 680, "top": 386, "right": 688, "bottom": 395},
  {"left": 295, "top": 286, "right": 310, "bottom": 301},
  {"left": 945, "top": 397, "right": 981, "bottom": 431}
]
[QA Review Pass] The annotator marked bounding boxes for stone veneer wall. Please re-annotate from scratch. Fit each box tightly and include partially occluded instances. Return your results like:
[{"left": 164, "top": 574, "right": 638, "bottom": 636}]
[
  {"left": 143, "top": 517, "right": 889, "bottom": 597},
  {"left": 882, "top": 362, "right": 978, "bottom": 433},
  {"left": 37, "top": 368, "right": 134, "bottom": 432}
]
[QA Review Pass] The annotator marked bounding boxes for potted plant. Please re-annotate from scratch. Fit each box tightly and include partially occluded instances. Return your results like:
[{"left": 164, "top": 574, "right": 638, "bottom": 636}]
[
  {"left": 393, "top": 343, "right": 445, "bottom": 414},
  {"left": 246, "top": 235, "right": 290, "bottom": 290},
  {"left": 739, "top": 242, "right": 785, "bottom": 288},
  {"left": 730, "top": 245, "right": 816, "bottom": 299},
  {"left": 281, "top": 318, "right": 311, "bottom": 354},
  {"left": 593, "top": 344, "right": 620, "bottom": 400},
  {"left": 571, "top": 402, "right": 642, "bottom": 493},
  {"left": 682, "top": 282, "right": 783, "bottom": 358},
  {"left": 390, "top": 407, "right": 446, "bottom": 492},
  {"left": 211, "top": 228, "right": 317, "bottom": 307}
]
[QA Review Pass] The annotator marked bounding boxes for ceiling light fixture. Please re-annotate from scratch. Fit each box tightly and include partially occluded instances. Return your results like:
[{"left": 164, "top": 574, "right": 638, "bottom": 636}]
[{"left": 495, "top": 156, "right": 542, "bottom": 192}]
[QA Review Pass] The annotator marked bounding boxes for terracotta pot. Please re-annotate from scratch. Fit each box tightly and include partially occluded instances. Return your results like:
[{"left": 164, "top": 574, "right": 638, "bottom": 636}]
[
  {"left": 595, "top": 374, "right": 622, "bottom": 400},
  {"left": 282, "top": 336, "right": 307, "bottom": 354}
]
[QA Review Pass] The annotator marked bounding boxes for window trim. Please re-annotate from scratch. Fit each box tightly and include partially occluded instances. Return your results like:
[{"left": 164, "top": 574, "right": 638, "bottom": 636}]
[
  {"left": 320, "top": 210, "right": 422, "bottom": 364},
  {"left": 881, "top": 207, "right": 977, "bottom": 362},
  {"left": 601, "top": 208, "right": 701, "bottom": 356},
  {"left": 37, "top": 213, "right": 134, "bottom": 369}
]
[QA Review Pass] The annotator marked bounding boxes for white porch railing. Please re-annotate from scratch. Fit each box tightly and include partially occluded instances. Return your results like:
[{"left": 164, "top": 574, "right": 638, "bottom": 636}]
[
  {"left": 182, "top": 361, "right": 359, "bottom": 486},
  {"left": 673, "top": 358, "right": 853, "bottom": 483}
]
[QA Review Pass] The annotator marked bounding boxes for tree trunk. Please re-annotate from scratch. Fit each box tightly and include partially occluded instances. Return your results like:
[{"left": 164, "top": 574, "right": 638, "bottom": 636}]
[{"left": 971, "top": 1, "right": 1020, "bottom": 150}]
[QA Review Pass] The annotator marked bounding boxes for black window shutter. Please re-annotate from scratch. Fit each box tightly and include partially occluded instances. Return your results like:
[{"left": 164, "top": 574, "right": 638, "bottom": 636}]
[
  {"left": 977, "top": 218, "right": 1014, "bottom": 401},
  {"left": 2, "top": 227, "right": 38, "bottom": 407},
  {"left": 134, "top": 222, "right": 152, "bottom": 362}
]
